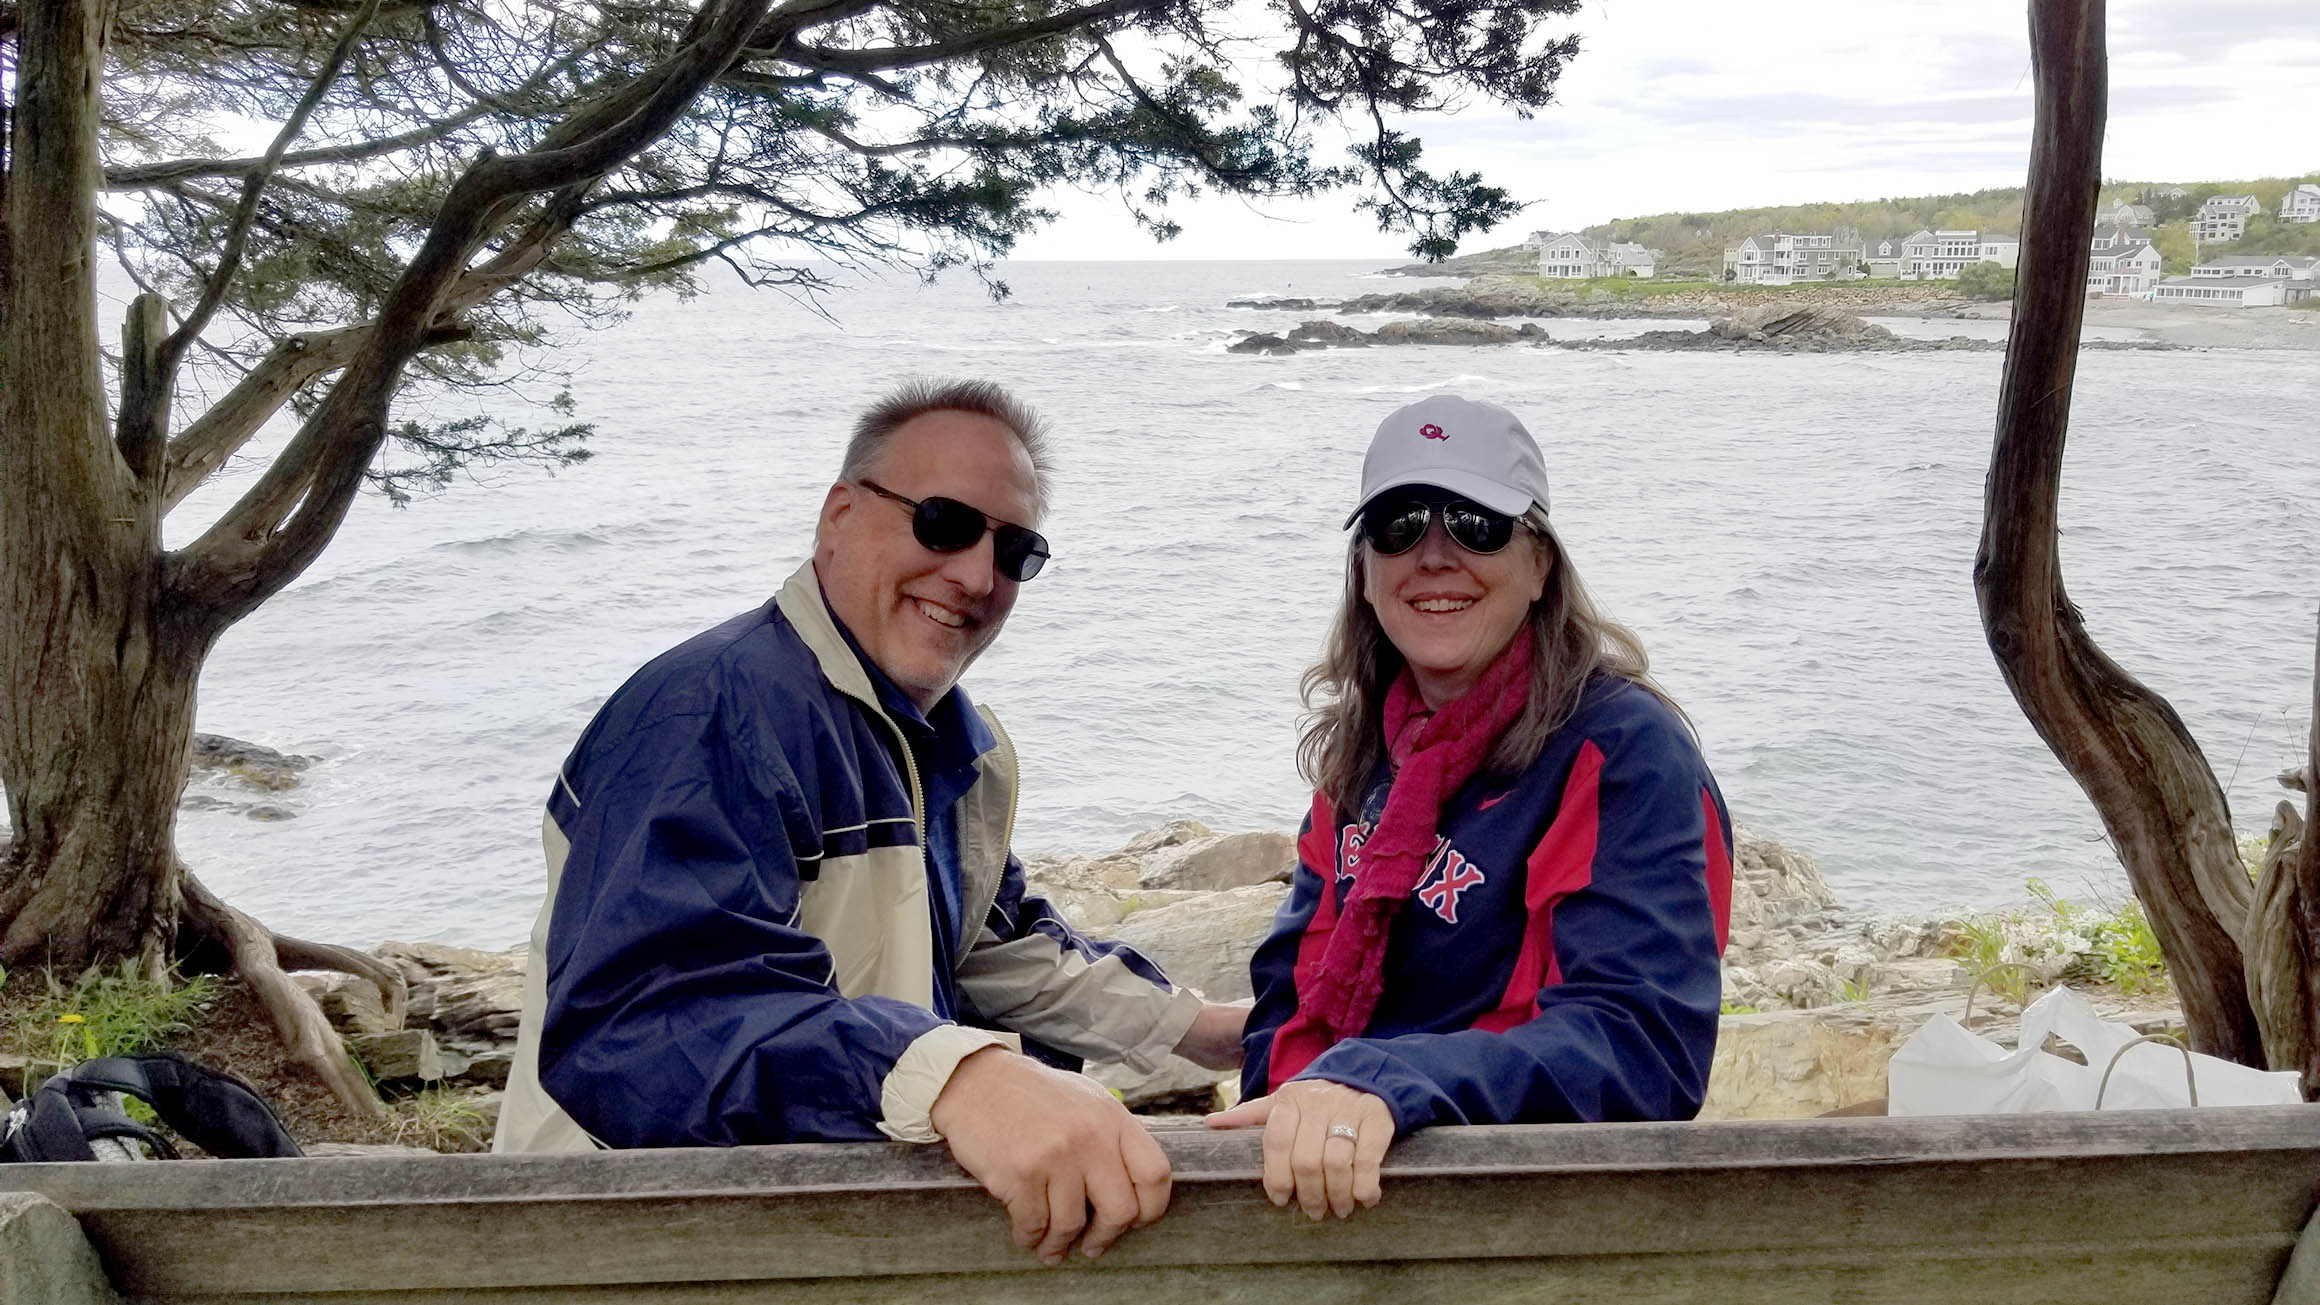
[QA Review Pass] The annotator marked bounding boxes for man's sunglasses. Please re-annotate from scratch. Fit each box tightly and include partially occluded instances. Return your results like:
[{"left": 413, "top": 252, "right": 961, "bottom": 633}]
[
  {"left": 1359, "top": 496, "right": 1524, "bottom": 557},
  {"left": 859, "top": 479, "right": 1051, "bottom": 582}
]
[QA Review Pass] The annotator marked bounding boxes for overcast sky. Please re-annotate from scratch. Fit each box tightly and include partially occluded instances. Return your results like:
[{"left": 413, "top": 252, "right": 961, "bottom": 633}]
[{"left": 1011, "top": 0, "right": 2320, "bottom": 261}]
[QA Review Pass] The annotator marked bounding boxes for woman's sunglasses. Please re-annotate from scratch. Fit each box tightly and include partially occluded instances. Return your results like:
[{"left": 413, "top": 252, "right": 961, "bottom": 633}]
[
  {"left": 859, "top": 480, "right": 1051, "bottom": 582},
  {"left": 1359, "top": 496, "right": 1522, "bottom": 557}
]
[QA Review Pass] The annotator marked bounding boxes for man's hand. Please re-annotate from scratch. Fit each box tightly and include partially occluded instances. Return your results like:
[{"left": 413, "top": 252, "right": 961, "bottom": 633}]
[
  {"left": 1204, "top": 1078, "right": 1395, "bottom": 1219},
  {"left": 930, "top": 1046, "right": 1171, "bottom": 1265},
  {"left": 1172, "top": 999, "right": 1251, "bottom": 1070}
]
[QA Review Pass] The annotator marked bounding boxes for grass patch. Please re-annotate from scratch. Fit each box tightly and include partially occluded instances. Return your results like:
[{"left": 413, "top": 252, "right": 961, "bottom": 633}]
[
  {"left": 0, "top": 961, "right": 218, "bottom": 1082},
  {"left": 1944, "top": 878, "right": 2168, "bottom": 1005},
  {"left": 383, "top": 1085, "right": 492, "bottom": 1153}
]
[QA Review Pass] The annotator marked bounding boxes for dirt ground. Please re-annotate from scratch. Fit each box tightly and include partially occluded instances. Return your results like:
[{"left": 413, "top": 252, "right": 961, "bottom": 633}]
[{"left": 2, "top": 977, "right": 408, "bottom": 1152}]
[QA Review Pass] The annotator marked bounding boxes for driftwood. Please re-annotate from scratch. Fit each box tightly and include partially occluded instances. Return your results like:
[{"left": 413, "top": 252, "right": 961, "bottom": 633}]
[
  {"left": 4, "top": 1113, "right": 2320, "bottom": 1303},
  {"left": 1973, "top": 0, "right": 2271, "bottom": 1064}
]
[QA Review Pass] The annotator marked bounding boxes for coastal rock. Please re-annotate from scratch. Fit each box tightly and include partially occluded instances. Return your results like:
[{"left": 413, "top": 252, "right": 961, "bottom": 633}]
[
  {"left": 374, "top": 942, "right": 525, "bottom": 1041},
  {"left": 190, "top": 734, "right": 313, "bottom": 791},
  {"left": 1338, "top": 276, "right": 1561, "bottom": 319},
  {"left": 1701, "top": 1007, "right": 1907, "bottom": 1119},
  {"left": 1024, "top": 821, "right": 1294, "bottom": 922},
  {"left": 1105, "top": 884, "right": 1290, "bottom": 1002},
  {"left": 1140, "top": 831, "right": 1296, "bottom": 893},
  {"left": 1709, "top": 305, "right": 1898, "bottom": 347},
  {"left": 1225, "top": 331, "right": 1310, "bottom": 356},
  {"left": 349, "top": 1029, "right": 443, "bottom": 1084},
  {"left": 1226, "top": 296, "right": 1334, "bottom": 311},
  {"left": 1286, "top": 320, "right": 1368, "bottom": 345},
  {"left": 1372, "top": 317, "right": 1528, "bottom": 346},
  {"left": 1084, "top": 883, "right": 1289, "bottom": 1111},
  {"left": 2283, "top": 765, "right": 2311, "bottom": 794}
]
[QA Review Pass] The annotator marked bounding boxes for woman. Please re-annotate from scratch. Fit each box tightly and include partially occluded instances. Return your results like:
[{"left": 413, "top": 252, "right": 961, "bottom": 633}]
[{"left": 1207, "top": 394, "right": 1732, "bottom": 1220}]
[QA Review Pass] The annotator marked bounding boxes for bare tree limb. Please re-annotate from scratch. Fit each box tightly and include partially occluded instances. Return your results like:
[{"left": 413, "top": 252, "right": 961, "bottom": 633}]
[
  {"left": 116, "top": 293, "right": 172, "bottom": 486},
  {"left": 779, "top": 0, "right": 1164, "bottom": 75},
  {"left": 102, "top": 37, "right": 604, "bottom": 192},
  {"left": 1972, "top": 0, "right": 2261, "bottom": 1063},
  {"left": 171, "top": 0, "right": 782, "bottom": 629},
  {"left": 272, "top": 932, "right": 409, "bottom": 1030},
  {"left": 154, "top": 0, "right": 385, "bottom": 382}
]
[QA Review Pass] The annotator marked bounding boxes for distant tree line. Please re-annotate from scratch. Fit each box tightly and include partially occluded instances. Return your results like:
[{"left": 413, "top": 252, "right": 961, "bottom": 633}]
[{"left": 1502, "top": 174, "right": 2320, "bottom": 279}]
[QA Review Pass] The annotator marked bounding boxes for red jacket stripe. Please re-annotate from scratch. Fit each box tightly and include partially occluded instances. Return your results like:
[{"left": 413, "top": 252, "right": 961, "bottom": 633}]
[
  {"left": 1701, "top": 787, "right": 1734, "bottom": 954},
  {"left": 1471, "top": 741, "right": 1605, "bottom": 1034}
]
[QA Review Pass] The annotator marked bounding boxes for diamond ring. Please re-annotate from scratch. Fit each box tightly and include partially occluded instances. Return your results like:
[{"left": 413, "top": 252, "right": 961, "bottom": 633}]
[{"left": 1327, "top": 1122, "right": 1360, "bottom": 1142}]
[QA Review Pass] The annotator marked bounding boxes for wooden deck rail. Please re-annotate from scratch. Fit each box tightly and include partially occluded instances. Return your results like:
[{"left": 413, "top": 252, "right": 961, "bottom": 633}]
[{"left": 5, "top": 1109, "right": 2320, "bottom": 1304}]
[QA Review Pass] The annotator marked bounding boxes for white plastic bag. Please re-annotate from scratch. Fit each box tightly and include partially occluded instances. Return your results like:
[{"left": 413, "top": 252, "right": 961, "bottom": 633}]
[{"left": 1887, "top": 986, "right": 2304, "bottom": 1116}]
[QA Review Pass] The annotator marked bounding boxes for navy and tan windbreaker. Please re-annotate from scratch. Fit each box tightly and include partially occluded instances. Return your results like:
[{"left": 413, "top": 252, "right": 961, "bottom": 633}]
[
  {"left": 1241, "top": 675, "right": 1732, "bottom": 1133},
  {"left": 495, "top": 563, "right": 1200, "bottom": 1152}
]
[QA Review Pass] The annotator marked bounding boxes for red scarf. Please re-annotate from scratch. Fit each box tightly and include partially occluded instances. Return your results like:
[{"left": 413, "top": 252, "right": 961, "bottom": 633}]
[{"left": 1268, "top": 627, "right": 1535, "bottom": 1083}]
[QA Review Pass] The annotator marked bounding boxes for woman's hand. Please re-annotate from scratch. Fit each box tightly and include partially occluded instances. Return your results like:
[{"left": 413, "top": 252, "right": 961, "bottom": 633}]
[{"left": 1203, "top": 1078, "right": 1395, "bottom": 1219}]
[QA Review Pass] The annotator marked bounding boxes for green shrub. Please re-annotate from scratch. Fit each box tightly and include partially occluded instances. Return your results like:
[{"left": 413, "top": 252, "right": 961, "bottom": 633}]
[
  {"left": 1955, "top": 260, "right": 2015, "bottom": 301},
  {"left": 1944, "top": 879, "right": 2168, "bottom": 1003}
]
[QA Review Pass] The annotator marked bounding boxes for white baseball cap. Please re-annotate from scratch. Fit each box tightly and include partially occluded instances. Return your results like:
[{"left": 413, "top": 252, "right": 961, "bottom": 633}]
[{"left": 1343, "top": 395, "right": 1552, "bottom": 527}]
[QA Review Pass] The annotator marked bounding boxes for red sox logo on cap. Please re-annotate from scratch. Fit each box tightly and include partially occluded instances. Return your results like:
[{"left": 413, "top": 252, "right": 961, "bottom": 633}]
[{"left": 1420, "top": 423, "right": 1446, "bottom": 440}]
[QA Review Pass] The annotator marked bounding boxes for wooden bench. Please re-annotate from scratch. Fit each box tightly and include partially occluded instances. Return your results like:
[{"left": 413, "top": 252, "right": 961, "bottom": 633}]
[{"left": 5, "top": 1107, "right": 2318, "bottom": 1303}]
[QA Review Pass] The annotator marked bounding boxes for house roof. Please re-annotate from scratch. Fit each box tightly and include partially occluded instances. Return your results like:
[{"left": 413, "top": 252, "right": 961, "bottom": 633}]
[{"left": 2158, "top": 274, "right": 2287, "bottom": 288}]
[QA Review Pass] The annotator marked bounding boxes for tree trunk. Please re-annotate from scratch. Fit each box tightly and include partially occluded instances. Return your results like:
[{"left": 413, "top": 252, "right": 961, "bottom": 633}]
[
  {"left": 2295, "top": 616, "right": 2320, "bottom": 1095},
  {"left": 0, "top": 0, "right": 188, "bottom": 971},
  {"left": 0, "top": 599, "right": 205, "bottom": 973},
  {"left": 1972, "top": 0, "right": 2263, "bottom": 1063}
]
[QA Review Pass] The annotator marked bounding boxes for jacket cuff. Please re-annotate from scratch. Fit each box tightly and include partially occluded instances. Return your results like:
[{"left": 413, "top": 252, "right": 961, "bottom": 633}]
[
  {"left": 1116, "top": 987, "right": 1206, "bottom": 1076},
  {"left": 878, "top": 1024, "right": 1021, "bottom": 1143}
]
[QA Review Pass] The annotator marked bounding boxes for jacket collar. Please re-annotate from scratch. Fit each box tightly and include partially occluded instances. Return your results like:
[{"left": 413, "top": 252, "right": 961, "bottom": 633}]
[{"left": 776, "top": 560, "right": 889, "bottom": 720}]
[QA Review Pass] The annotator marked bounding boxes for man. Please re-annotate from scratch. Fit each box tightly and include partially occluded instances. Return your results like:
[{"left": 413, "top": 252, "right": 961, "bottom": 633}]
[{"left": 496, "top": 380, "right": 1247, "bottom": 1265}]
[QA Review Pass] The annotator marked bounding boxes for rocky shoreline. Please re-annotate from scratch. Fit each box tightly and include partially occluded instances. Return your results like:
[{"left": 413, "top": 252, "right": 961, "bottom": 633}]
[
  {"left": 235, "top": 819, "right": 2180, "bottom": 1151},
  {"left": 1220, "top": 277, "right": 2185, "bottom": 356},
  {"left": 1229, "top": 275, "right": 1981, "bottom": 322},
  {"left": 1226, "top": 304, "right": 2176, "bottom": 357}
]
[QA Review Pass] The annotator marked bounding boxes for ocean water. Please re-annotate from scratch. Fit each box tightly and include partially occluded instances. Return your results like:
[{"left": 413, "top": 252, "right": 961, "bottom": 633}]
[{"left": 71, "top": 259, "right": 2320, "bottom": 947}]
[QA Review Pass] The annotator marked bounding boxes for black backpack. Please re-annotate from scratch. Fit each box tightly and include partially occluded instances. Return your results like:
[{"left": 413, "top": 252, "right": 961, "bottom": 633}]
[{"left": 0, "top": 1052, "right": 303, "bottom": 1162}]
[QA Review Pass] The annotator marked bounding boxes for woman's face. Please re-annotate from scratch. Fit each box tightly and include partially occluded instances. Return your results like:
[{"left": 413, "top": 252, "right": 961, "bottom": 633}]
[{"left": 1361, "top": 503, "right": 1551, "bottom": 708}]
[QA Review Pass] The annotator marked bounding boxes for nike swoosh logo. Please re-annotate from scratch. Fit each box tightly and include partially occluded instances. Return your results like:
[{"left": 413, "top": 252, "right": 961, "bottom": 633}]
[{"left": 1477, "top": 792, "right": 1510, "bottom": 810}]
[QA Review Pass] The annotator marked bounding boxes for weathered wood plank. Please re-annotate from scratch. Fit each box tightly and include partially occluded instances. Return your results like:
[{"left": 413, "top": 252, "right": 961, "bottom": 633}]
[
  {"left": 4, "top": 1112, "right": 2314, "bottom": 1302},
  {"left": 111, "top": 1248, "right": 2300, "bottom": 1305}
]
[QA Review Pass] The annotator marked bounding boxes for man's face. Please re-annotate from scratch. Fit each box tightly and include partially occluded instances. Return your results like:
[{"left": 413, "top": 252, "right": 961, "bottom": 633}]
[{"left": 815, "top": 410, "right": 1041, "bottom": 710}]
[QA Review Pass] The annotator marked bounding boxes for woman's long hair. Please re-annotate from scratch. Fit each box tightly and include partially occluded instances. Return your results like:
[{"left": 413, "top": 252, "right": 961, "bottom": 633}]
[{"left": 1297, "top": 508, "right": 1681, "bottom": 816}]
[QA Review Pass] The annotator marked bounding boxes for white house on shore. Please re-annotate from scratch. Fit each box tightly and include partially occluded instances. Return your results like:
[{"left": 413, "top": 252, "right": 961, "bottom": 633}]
[
  {"left": 2095, "top": 201, "right": 2156, "bottom": 228},
  {"left": 2191, "top": 194, "right": 2261, "bottom": 243},
  {"left": 2152, "top": 276, "right": 2312, "bottom": 307},
  {"left": 2089, "top": 224, "right": 2152, "bottom": 251},
  {"left": 2278, "top": 184, "right": 2320, "bottom": 224},
  {"left": 1898, "top": 229, "right": 2015, "bottom": 280},
  {"left": 1862, "top": 237, "right": 1906, "bottom": 279},
  {"left": 1525, "top": 232, "right": 1657, "bottom": 279},
  {"left": 1723, "top": 232, "right": 1862, "bottom": 284},
  {"left": 2191, "top": 254, "right": 2320, "bottom": 280},
  {"left": 2085, "top": 240, "right": 2162, "bottom": 296}
]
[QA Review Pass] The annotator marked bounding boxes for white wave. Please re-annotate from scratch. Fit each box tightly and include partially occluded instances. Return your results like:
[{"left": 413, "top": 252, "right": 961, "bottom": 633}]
[{"left": 1349, "top": 373, "right": 1494, "bottom": 394}]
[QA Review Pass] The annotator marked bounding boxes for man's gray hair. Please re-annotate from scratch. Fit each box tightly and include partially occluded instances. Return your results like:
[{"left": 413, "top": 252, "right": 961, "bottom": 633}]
[{"left": 840, "top": 379, "right": 1054, "bottom": 519}]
